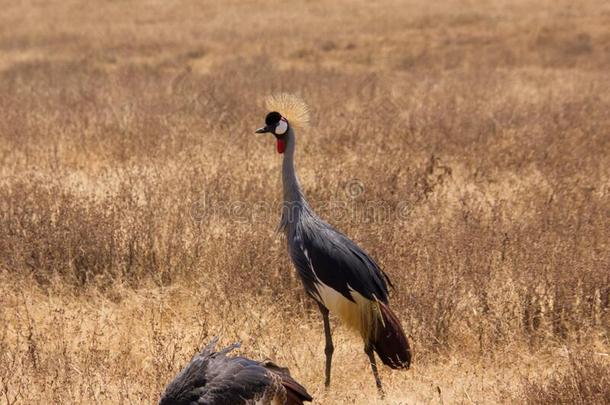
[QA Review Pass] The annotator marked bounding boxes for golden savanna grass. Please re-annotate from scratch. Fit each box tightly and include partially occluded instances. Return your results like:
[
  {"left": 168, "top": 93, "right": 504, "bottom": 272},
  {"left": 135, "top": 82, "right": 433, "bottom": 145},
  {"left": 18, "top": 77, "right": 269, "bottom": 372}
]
[{"left": 1, "top": 0, "right": 609, "bottom": 403}]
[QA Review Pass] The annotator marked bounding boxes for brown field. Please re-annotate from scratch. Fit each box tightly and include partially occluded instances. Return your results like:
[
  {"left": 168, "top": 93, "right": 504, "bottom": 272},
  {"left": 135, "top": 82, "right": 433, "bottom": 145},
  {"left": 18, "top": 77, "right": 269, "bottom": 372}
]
[{"left": 1, "top": 0, "right": 609, "bottom": 403}]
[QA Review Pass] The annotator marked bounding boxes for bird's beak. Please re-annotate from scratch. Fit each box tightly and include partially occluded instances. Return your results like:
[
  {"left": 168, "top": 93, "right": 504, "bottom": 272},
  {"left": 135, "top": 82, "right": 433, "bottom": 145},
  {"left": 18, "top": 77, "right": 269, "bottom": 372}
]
[{"left": 255, "top": 126, "right": 270, "bottom": 134}]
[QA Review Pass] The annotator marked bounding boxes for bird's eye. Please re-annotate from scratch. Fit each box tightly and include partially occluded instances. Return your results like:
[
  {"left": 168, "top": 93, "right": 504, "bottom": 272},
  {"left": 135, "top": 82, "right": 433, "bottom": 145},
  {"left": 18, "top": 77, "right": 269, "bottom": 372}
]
[{"left": 275, "top": 119, "right": 288, "bottom": 135}]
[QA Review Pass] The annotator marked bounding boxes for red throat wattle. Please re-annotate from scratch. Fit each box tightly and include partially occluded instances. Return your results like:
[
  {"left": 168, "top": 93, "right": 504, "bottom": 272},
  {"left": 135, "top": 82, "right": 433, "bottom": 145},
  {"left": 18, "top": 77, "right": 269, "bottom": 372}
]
[{"left": 276, "top": 138, "right": 286, "bottom": 154}]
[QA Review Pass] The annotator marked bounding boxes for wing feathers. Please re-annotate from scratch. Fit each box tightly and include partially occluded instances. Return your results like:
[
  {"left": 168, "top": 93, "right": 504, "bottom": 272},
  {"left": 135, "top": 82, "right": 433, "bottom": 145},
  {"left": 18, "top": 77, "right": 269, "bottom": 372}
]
[
  {"left": 159, "top": 342, "right": 312, "bottom": 405},
  {"left": 294, "top": 223, "right": 391, "bottom": 304},
  {"left": 263, "top": 361, "right": 313, "bottom": 404},
  {"left": 371, "top": 302, "right": 412, "bottom": 369}
]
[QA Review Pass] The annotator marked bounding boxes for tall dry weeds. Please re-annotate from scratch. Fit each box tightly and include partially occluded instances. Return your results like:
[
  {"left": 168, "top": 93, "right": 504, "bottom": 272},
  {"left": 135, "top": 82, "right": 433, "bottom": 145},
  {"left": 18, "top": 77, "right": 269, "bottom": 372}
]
[{"left": 0, "top": 0, "right": 608, "bottom": 403}]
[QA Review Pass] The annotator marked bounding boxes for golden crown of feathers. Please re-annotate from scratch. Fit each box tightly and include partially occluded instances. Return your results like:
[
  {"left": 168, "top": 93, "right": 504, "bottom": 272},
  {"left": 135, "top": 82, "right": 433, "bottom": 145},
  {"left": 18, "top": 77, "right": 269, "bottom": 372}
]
[{"left": 265, "top": 93, "right": 310, "bottom": 129}]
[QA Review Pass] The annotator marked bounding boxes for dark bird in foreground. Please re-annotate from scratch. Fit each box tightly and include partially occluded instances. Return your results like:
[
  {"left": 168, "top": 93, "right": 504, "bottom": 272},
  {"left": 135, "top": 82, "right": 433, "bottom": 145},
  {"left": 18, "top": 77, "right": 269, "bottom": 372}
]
[
  {"left": 255, "top": 94, "right": 412, "bottom": 396},
  {"left": 159, "top": 338, "right": 312, "bottom": 405}
]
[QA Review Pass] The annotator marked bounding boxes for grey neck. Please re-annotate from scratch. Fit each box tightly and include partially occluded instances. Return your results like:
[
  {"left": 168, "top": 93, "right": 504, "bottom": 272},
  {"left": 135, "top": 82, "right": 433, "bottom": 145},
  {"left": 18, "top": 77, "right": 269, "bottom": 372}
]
[
  {"left": 280, "top": 127, "right": 311, "bottom": 233},
  {"left": 282, "top": 127, "right": 303, "bottom": 203}
]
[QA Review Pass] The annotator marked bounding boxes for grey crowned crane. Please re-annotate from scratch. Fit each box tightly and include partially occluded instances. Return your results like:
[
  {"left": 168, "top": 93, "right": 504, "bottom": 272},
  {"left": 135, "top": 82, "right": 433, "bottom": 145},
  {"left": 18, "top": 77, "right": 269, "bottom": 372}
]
[
  {"left": 159, "top": 338, "right": 312, "bottom": 405},
  {"left": 255, "top": 94, "right": 411, "bottom": 395}
]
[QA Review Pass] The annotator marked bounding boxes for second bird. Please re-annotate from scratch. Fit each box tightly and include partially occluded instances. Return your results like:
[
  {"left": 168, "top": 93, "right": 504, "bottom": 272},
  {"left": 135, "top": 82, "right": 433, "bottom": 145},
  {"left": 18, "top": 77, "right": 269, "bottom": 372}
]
[{"left": 254, "top": 94, "right": 412, "bottom": 395}]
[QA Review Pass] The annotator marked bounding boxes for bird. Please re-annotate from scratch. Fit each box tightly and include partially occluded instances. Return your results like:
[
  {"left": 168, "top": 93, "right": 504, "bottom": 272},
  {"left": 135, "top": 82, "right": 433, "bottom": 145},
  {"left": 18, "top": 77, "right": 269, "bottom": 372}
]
[
  {"left": 254, "top": 94, "right": 412, "bottom": 395},
  {"left": 159, "top": 337, "right": 313, "bottom": 405}
]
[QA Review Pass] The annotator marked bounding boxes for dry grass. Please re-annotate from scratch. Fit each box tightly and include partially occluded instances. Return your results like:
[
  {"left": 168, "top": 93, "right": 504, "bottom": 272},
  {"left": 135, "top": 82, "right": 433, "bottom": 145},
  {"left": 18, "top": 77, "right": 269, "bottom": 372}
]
[
  {"left": 519, "top": 350, "right": 610, "bottom": 404},
  {"left": 1, "top": 0, "right": 609, "bottom": 403}
]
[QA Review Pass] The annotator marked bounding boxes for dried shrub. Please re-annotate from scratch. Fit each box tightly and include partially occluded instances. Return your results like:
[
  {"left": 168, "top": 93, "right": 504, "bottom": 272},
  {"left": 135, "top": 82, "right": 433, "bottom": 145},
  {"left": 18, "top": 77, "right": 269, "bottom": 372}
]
[{"left": 520, "top": 351, "right": 610, "bottom": 405}]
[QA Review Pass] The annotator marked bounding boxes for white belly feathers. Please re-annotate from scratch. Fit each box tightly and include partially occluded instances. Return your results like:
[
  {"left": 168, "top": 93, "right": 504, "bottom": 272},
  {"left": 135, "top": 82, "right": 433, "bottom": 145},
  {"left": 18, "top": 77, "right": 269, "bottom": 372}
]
[{"left": 302, "top": 246, "right": 379, "bottom": 340}]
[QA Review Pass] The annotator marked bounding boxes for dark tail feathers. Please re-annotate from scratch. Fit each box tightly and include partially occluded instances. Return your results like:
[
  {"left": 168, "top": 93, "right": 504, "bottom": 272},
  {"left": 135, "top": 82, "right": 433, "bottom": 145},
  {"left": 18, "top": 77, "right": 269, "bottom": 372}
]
[
  {"left": 262, "top": 361, "right": 313, "bottom": 404},
  {"left": 371, "top": 302, "right": 411, "bottom": 369}
]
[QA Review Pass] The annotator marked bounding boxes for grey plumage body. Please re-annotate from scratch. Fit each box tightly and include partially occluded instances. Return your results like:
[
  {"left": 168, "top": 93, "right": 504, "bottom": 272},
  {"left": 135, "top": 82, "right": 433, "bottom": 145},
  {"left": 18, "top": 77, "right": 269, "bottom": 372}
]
[
  {"left": 279, "top": 128, "right": 392, "bottom": 307},
  {"left": 159, "top": 338, "right": 312, "bottom": 405}
]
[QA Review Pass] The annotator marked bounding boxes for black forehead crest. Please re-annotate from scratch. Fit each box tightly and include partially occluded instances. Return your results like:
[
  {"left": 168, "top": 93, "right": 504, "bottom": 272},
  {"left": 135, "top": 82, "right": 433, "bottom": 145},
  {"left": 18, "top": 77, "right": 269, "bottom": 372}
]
[{"left": 265, "top": 111, "right": 282, "bottom": 126}]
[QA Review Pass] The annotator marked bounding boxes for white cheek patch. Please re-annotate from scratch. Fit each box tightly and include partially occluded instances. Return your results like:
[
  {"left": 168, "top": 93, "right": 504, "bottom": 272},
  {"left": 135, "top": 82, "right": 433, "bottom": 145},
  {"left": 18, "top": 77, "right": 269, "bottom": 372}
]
[{"left": 275, "top": 119, "right": 288, "bottom": 135}]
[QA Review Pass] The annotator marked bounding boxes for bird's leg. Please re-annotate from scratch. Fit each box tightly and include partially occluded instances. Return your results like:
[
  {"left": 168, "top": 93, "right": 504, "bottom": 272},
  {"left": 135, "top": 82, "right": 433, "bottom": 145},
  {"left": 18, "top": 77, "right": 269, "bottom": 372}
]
[
  {"left": 365, "top": 343, "right": 384, "bottom": 398},
  {"left": 317, "top": 302, "right": 334, "bottom": 388}
]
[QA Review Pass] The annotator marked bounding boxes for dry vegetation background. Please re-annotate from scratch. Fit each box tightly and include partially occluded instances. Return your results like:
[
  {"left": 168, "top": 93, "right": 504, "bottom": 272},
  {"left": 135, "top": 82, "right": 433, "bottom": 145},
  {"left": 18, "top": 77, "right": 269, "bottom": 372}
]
[{"left": 1, "top": 0, "right": 609, "bottom": 403}]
